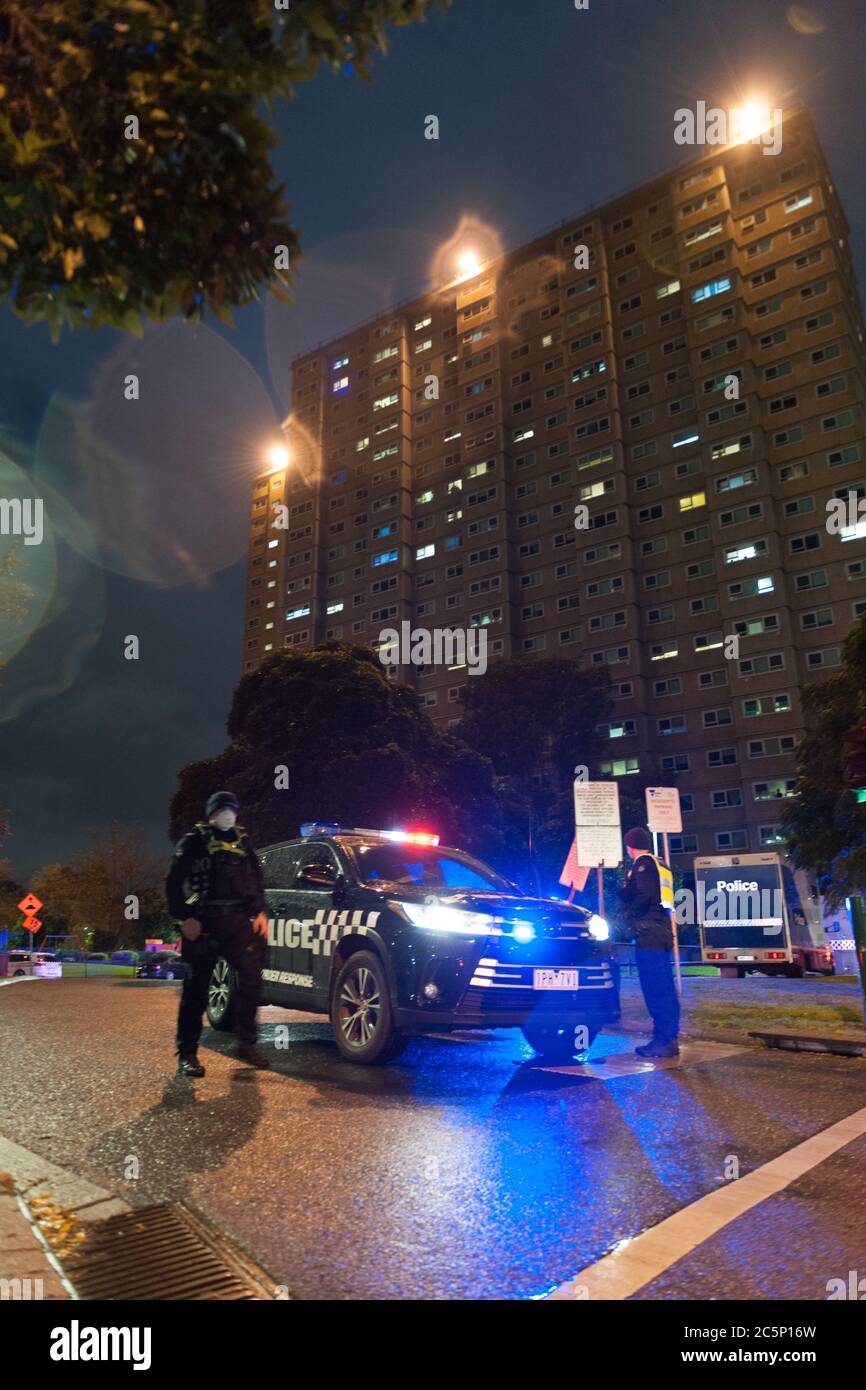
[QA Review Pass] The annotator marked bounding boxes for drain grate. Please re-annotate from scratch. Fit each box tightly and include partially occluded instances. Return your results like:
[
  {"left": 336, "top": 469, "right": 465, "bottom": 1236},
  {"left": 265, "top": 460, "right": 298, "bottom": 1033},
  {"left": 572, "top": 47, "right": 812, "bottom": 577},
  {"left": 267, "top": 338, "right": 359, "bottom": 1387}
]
[{"left": 61, "top": 1203, "right": 282, "bottom": 1300}]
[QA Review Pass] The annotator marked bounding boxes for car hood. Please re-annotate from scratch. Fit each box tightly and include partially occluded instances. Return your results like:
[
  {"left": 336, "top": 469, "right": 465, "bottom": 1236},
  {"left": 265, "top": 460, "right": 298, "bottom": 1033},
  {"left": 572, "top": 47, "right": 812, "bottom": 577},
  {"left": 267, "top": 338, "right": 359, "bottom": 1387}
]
[{"left": 384, "top": 886, "right": 594, "bottom": 935}]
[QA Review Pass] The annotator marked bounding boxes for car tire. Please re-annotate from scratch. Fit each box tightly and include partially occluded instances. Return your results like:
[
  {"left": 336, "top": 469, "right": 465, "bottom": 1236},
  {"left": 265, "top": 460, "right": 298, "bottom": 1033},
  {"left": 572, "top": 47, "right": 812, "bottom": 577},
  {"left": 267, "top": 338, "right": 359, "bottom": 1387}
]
[
  {"left": 522, "top": 1020, "right": 598, "bottom": 1061},
  {"left": 206, "top": 956, "right": 236, "bottom": 1032},
  {"left": 331, "top": 950, "right": 406, "bottom": 1064}
]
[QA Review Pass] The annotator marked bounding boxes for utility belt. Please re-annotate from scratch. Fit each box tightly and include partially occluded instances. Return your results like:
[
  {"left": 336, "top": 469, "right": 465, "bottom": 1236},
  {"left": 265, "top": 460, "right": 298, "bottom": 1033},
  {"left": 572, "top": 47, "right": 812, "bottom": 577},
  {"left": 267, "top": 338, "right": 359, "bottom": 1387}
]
[{"left": 195, "top": 899, "right": 248, "bottom": 917}]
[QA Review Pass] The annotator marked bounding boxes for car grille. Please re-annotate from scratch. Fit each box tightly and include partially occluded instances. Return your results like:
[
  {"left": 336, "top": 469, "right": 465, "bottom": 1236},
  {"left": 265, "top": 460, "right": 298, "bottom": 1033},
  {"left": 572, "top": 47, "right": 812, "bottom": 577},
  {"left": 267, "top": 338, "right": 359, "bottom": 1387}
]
[{"left": 455, "top": 957, "right": 615, "bottom": 1022}]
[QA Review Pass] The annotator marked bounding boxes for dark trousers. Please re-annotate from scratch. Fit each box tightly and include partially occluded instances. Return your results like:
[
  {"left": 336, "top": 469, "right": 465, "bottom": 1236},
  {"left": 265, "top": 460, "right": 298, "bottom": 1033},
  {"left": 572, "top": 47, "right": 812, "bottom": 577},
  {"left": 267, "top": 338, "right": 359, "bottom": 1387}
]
[
  {"left": 176, "top": 911, "right": 265, "bottom": 1051},
  {"left": 635, "top": 946, "right": 680, "bottom": 1044}
]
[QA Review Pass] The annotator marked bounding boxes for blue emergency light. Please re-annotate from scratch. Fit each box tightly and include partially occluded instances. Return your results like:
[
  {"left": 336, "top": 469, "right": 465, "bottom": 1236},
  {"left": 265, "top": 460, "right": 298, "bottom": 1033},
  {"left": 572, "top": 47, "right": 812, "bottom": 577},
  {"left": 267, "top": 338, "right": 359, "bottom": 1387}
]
[{"left": 300, "top": 823, "right": 439, "bottom": 845}]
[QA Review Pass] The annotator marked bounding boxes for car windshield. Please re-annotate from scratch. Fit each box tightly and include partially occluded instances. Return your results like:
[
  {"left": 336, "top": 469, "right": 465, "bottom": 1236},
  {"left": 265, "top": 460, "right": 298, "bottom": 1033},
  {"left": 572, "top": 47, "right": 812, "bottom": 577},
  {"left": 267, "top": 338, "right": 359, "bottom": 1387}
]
[{"left": 350, "top": 842, "right": 513, "bottom": 892}]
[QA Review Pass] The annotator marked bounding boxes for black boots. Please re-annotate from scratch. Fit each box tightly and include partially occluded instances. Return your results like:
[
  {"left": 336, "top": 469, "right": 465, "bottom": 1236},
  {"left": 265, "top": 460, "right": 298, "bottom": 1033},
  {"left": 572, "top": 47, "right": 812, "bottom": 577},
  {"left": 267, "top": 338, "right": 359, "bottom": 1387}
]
[
  {"left": 234, "top": 1042, "right": 270, "bottom": 1069},
  {"left": 177, "top": 1052, "right": 206, "bottom": 1077},
  {"left": 635, "top": 1039, "right": 680, "bottom": 1059}
]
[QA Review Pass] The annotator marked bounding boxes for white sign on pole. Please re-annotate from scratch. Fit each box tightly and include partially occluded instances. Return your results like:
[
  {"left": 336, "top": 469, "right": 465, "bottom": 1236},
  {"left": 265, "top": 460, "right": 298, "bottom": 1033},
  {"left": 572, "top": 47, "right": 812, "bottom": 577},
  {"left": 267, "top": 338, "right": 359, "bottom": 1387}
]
[
  {"left": 645, "top": 786, "right": 682, "bottom": 834},
  {"left": 573, "top": 781, "right": 622, "bottom": 867}
]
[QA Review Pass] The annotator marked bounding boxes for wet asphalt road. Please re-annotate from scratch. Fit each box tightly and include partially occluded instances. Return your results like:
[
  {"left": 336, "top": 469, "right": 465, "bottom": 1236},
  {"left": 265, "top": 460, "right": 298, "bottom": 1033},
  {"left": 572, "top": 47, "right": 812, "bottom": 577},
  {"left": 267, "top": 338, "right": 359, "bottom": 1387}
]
[{"left": 1, "top": 977, "right": 865, "bottom": 1300}]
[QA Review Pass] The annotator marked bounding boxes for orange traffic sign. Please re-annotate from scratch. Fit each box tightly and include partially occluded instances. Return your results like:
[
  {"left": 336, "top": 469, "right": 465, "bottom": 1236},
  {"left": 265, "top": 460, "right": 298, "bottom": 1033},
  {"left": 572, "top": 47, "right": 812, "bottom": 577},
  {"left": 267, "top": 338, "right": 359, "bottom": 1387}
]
[
  {"left": 18, "top": 893, "right": 43, "bottom": 915},
  {"left": 22, "top": 917, "right": 41, "bottom": 934}
]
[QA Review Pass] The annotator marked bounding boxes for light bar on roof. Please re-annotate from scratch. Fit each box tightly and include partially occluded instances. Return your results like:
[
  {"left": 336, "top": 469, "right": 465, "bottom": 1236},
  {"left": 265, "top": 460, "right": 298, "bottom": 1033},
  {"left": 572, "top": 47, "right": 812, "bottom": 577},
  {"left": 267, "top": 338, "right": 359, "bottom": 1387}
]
[{"left": 299, "top": 823, "right": 439, "bottom": 845}]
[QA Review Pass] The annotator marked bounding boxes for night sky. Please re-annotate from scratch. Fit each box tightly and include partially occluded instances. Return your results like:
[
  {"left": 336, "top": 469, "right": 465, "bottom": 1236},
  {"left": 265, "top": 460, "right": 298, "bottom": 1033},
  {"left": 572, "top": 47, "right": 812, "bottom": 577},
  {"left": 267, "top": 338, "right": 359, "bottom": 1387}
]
[{"left": 1, "top": 0, "right": 864, "bottom": 882}]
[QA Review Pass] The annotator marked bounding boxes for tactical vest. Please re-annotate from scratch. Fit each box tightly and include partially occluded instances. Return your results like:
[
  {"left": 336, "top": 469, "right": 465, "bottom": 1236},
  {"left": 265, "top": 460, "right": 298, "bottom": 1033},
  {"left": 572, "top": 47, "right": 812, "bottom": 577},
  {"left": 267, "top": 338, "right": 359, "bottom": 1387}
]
[
  {"left": 185, "top": 822, "right": 255, "bottom": 908},
  {"left": 633, "top": 852, "right": 675, "bottom": 912}
]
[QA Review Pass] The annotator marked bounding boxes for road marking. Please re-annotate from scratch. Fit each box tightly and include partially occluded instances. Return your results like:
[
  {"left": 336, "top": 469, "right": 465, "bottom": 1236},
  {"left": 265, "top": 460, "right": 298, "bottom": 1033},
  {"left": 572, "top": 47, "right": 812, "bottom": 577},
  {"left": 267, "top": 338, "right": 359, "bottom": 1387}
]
[
  {"left": 539, "top": 1039, "right": 747, "bottom": 1081},
  {"left": 0, "top": 976, "right": 43, "bottom": 987},
  {"left": 548, "top": 1103, "right": 866, "bottom": 1300}
]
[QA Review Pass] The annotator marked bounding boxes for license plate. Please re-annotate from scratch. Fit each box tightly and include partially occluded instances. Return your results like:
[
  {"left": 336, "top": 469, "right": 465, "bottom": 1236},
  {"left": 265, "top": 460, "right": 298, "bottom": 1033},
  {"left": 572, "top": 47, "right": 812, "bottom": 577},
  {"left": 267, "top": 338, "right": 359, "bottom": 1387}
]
[
  {"left": 736, "top": 955, "right": 756, "bottom": 961},
  {"left": 533, "top": 968, "right": 579, "bottom": 990}
]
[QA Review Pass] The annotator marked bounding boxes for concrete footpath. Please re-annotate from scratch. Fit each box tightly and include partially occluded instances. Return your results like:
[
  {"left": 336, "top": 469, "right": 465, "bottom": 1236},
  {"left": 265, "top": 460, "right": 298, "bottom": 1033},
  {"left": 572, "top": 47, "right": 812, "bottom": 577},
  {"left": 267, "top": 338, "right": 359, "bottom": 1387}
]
[
  {"left": 0, "top": 1170, "right": 69, "bottom": 1300},
  {"left": 0, "top": 1135, "right": 130, "bottom": 1301}
]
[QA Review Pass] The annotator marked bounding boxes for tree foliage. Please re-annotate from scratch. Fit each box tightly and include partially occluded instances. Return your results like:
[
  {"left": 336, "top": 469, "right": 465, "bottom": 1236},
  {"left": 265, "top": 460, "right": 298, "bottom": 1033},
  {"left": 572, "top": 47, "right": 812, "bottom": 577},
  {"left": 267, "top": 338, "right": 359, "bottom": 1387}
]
[
  {"left": 30, "top": 828, "right": 167, "bottom": 948},
  {"left": 169, "top": 642, "right": 502, "bottom": 858},
  {"left": 0, "top": 0, "right": 449, "bottom": 336},
  {"left": 782, "top": 616, "right": 866, "bottom": 903}
]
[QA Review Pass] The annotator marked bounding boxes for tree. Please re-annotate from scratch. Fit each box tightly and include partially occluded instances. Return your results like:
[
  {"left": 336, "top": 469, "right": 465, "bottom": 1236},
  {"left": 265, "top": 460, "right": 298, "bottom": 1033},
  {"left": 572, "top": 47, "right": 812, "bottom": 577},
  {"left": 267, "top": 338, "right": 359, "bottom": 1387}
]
[
  {"left": 169, "top": 642, "right": 502, "bottom": 861},
  {"left": 782, "top": 616, "right": 866, "bottom": 903},
  {"left": 0, "top": 857, "right": 25, "bottom": 932},
  {"left": 454, "top": 657, "right": 613, "bottom": 892},
  {"left": 31, "top": 829, "right": 166, "bottom": 949},
  {"left": 0, "top": 0, "right": 450, "bottom": 337}
]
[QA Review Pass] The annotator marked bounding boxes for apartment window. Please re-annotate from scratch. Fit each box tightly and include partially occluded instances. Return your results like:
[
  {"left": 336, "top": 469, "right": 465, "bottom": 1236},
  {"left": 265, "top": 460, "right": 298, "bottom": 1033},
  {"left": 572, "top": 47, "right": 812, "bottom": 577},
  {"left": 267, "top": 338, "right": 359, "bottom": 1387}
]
[
  {"left": 743, "top": 694, "right": 791, "bottom": 717},
  {"left": 805, "top": 647, "right": 841, "bottom": 670},
  {"left": 669, "top": 835, "right": 699, "bottom": 854},
  {"left": 711, "top": 789, "right": 742, "bottom": 809},
  {"left": 739, "top": 652, "right": 785, "bottom": 676},
  {"left": 754, "top": 779, "right": 796, "bottom": 801},
  {"left": 600, "top": 757, "right": 640, "bottom": 777},
  {"left": 679, "top": 491, "right": 706, "bottom": 512},
  {"left": 749, "top": 736, "right": 797, "bottom": 759},
  {"left": 651, "top": 640, "right": 678, "bottom": 661},
  {"left": 654, "top": 677, "right": 682, "bottom": 697},
  {"left": 728, "top": 574, "right": 775, "bottom": 599},
  {"left": 724, "top": 539, "right": 768, "bottom": 564},
  {"left": 716, "top": 830, "right": 748, "bottom": 850},
  {"left": 661, "top": 754, "right": 690, "bottom": 773},
  {"left": 657, "top": 715, "right": 686, "bottom": 735}
]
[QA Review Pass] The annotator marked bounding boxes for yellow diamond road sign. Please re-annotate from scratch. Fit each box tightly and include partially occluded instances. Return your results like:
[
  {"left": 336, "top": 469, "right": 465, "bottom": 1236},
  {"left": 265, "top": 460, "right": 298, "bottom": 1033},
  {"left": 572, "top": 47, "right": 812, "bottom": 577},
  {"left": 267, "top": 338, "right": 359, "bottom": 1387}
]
[{"left": 18, "top": 893, "right": 43, "bottom": 915}]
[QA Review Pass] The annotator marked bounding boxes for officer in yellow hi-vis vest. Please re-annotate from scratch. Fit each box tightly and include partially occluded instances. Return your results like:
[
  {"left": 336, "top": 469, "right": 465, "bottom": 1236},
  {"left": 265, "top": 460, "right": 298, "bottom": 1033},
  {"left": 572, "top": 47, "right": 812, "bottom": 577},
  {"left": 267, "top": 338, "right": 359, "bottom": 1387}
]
[
  {"left": 166, "top": 791, "right": 270, "bottom": 1076},
  {"left": 618, "top": 826, "right": 680, "bottom": 1058}
]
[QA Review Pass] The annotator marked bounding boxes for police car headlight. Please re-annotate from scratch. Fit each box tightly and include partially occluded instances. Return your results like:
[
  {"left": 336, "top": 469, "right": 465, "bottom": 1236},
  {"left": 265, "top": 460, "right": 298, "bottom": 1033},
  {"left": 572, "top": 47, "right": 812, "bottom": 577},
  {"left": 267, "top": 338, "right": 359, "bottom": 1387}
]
[
  {"left": 396, "top": 900, "right": 496, "bottom": 936},
  {"left": 588, "top": 913, "right": 610, "bottom": 941}
]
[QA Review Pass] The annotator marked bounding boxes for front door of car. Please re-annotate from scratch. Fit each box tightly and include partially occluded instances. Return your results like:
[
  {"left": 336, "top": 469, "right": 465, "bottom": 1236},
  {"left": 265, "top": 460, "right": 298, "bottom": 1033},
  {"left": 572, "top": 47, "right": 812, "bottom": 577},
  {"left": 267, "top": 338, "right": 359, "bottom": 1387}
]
[
  {"left": 259, "top": 844, "right": 302, "bottom": 998},
  {"left": 290, "top": 843, "right": 344, "bottom": 996}
]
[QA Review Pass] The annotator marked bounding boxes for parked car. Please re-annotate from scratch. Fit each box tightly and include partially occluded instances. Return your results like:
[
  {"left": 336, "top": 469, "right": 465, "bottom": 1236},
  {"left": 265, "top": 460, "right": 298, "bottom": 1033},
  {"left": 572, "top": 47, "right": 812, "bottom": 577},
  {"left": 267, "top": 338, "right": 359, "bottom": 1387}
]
[
  {"left": 6, "top": 951, "right": 61, "bottom": 978},
  {"left": 55, "top": 950, "right": 86, "bottom": 963},
  {"left": 136, "top": 951, "right": 185, "bottom": 980}
]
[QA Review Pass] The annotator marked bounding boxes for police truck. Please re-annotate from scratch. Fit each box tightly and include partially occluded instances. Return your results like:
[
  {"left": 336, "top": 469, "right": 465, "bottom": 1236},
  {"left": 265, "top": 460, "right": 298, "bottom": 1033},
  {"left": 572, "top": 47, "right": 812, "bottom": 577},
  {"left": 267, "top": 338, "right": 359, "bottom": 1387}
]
[{"left": 695, "top": 852, "right": 834, "bottom": 978}]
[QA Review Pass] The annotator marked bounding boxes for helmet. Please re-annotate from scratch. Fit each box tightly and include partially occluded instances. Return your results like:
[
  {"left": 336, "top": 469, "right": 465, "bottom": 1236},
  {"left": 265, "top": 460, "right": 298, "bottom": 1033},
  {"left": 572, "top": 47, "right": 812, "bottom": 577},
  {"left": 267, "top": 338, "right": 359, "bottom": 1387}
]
[{"left": 205, "top": 791, "right": 240, "bottom": 818}]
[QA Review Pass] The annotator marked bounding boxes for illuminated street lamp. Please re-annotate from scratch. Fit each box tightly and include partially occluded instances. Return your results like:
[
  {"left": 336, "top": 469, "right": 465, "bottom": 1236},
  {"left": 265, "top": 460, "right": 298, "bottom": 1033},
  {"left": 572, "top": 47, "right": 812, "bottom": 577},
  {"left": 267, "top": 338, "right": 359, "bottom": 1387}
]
[
  {"left": 265, "top": 443, "right": 289, "bottom": 472},
  {"left": 456, "top": 250, "right": 482, "bottom": 282}
]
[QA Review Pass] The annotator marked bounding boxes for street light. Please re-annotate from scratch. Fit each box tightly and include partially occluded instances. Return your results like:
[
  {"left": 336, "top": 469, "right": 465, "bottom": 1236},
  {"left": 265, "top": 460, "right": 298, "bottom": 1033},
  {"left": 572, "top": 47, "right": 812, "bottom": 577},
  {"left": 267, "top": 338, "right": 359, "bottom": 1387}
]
[
  {"left": 456, "top": 250, "right": 482, "bottom": 282},
  {"left": 265, "top": 443, "right": 289, "bottom": 472},
  {"left": 732, "top": 101, "right": 774, "bottom": 144}
]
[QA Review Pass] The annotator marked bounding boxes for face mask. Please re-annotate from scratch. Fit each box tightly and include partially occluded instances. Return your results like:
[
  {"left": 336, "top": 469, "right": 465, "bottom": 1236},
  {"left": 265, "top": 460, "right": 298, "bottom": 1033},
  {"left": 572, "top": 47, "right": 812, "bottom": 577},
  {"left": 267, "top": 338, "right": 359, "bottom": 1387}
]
[{"left": 211, "top": 810, "right": 237, "bottom": 832}]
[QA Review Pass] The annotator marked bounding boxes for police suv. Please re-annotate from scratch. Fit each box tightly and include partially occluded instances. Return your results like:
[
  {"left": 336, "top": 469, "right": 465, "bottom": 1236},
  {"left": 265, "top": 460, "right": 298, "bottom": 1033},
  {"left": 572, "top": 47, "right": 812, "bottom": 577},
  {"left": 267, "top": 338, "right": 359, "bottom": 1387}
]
[{"left": 206, "top": 824, "right": 620, "bottom": 1064}]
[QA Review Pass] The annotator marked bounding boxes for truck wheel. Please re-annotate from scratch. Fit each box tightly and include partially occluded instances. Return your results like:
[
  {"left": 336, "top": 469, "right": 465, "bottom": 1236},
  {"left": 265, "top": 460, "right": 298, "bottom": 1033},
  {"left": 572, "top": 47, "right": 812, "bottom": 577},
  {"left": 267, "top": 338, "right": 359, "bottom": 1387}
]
[
  {"left": 786, "top": 962, "right": 804, "bottom": 979},
  {"left": 331, "top": 950, "right": 406, "bottom": 1064},
  {"left": 206, "top": 956, "right": 236, "bottom": 1032},
  {"left": 522, "top": 1021, "right": 598, "bottom": 1061}
]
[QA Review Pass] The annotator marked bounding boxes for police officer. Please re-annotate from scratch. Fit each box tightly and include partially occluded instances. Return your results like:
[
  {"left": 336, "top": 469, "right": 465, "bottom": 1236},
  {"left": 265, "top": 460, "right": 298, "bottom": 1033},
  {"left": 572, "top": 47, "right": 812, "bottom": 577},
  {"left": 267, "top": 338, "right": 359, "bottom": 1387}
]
[
  {"left": 166, "top": 791, "right": 270, "bottom": 1075},
  {"left": 618, "top": 826, "right": 680, "bottom": 1058}
]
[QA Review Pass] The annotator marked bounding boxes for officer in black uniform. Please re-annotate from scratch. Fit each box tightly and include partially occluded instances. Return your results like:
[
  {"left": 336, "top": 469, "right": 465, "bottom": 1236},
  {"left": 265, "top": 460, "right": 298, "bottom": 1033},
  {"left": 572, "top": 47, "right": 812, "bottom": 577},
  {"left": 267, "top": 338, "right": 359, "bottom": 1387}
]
[
  {"left": 166, "top": 791, "right": 270, "bottom": 1076},
  {"left": 618, "top": 826, "right": 680, "bottom": 1059}
]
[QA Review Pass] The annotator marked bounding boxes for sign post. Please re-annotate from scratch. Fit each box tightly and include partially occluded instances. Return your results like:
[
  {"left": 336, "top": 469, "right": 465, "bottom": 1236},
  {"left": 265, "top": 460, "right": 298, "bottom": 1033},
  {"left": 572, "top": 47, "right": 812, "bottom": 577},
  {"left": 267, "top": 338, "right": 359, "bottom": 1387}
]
[
  {"left": 18, "top": 893, "right": 43, "bottom": 967},
  {"left": 573, "top": 781, "right": 622, "bottom": 921},
  {"left": 645, "top": 788, "right": 682, "bottom": 995}
]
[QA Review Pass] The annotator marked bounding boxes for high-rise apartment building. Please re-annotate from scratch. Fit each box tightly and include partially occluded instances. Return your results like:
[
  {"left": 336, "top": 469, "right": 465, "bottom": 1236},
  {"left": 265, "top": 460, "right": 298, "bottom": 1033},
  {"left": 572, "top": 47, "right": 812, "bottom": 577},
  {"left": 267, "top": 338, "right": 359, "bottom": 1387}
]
[{"left": 243, "top": 105, "right": 866, "bottom": 864}]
